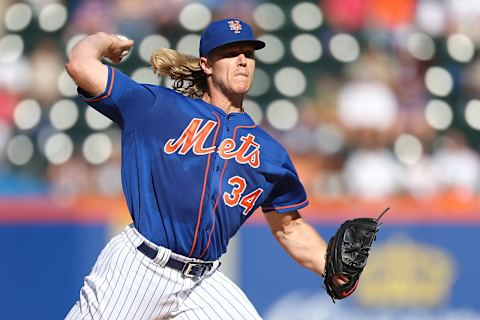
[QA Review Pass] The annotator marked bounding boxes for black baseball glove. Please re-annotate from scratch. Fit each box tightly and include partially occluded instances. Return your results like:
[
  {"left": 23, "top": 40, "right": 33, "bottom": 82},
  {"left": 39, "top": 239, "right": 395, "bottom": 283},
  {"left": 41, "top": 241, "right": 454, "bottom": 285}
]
[{"left": 323, "top": 208, "right": 389, "bottom": 302}]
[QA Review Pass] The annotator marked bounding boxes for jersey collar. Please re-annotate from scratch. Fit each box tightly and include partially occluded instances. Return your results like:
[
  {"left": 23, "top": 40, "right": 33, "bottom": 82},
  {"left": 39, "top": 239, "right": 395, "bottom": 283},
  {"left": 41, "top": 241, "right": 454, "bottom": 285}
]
[{"left": 198, "top": 99, "right": 256, "bottom": 125}]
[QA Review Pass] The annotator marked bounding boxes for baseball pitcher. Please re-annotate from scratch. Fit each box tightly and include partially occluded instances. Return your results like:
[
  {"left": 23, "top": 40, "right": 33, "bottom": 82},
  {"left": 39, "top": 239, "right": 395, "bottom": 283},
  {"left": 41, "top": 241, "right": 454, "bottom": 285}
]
[{"left": 65, "top": 18, "right": 381, "bottom": 320}]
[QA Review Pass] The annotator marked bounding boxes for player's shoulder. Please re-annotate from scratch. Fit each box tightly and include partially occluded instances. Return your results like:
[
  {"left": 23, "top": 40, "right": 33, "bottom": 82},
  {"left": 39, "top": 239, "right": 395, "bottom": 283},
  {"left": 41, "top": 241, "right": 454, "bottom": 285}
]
[
  {"left": 252, "top": 125, "right": 284, "bottom": 148},
  {"left": 250, "top": 124, "right": 289, "bottom": 163},
  {"left": 143, "top": 84, "right": 185, "bottom": 99},
  {"left": 147, "top": 84, "right": 208, "bottom": 106}
]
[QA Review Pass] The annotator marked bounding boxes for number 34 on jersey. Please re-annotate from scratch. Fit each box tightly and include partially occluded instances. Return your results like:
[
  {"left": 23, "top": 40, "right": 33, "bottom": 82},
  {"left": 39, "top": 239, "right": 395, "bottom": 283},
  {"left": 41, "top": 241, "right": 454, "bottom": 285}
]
[{"left": 223, "top": 176, "right": 263, "bottom": 215}]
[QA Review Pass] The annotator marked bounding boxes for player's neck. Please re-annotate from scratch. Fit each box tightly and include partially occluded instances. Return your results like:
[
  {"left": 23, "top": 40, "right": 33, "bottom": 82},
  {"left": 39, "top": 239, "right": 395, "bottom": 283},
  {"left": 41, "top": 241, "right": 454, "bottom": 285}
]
[{"left": 202, "top": 92, "right": 244, "bottom": 114}]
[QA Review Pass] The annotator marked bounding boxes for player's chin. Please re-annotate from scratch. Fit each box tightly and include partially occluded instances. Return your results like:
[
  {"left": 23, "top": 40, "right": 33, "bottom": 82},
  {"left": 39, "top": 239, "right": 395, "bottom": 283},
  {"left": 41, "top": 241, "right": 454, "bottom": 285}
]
[{"left": 232, "top": 81, "right": 252, "bottom": 94}]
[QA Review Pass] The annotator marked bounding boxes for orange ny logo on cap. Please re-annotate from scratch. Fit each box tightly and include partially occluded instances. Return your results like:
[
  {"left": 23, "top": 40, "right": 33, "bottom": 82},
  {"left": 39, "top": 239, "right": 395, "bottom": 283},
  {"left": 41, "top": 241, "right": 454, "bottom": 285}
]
[{"left": 228, "top": 20, "right": 242, "bottom": 34}]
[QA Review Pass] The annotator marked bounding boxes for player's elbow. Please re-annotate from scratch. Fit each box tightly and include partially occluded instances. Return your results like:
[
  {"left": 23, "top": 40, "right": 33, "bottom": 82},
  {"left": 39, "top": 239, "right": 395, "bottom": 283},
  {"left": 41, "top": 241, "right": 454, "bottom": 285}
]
[
  {"left": 65, "top": 59, "right": 82, "bottom": 83},
  {"left": 65, "top": 46, "right": 97, "bottom": 83},
  {"left": 65, "top": 60, "right": 75, "bottom": 77},
  {"left": 65, "top": 58, "right": 97, "bottom": 90}
]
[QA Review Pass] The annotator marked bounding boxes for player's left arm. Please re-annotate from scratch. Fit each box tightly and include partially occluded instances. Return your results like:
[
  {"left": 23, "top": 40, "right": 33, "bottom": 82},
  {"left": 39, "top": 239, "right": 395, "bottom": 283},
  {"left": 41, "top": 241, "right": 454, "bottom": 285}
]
[{"left": 264, "top": 210, "right": 327, "bottom": 277}]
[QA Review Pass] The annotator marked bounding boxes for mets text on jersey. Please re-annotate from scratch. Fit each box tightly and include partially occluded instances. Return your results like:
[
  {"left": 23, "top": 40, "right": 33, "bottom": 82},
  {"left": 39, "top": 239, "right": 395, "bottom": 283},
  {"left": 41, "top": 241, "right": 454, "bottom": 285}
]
[{"left": 164, "top": 118, "right": 260, "bottom": 168}]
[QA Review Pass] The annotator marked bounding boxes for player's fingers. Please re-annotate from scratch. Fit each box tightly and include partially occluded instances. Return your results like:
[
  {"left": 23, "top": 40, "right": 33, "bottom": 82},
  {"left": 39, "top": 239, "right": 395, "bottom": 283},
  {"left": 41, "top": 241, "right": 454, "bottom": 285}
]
[
  {"left": 121, "top": 39, "right": 134, "bottom": 51},
  {"left": 106, "top": 34, "right": 133, "bottom": 50},
  {"left": 116, "top": 34, "right": 133, "bottom": 45},
  {"left": 332, "top": 274, "right": 349, "bottom": 285},
  {"left": 104, "top": 34, "right": 133, "bottom": 63},
  {"left": 116, "top": 35, "right": 134, "bottom": 58}
]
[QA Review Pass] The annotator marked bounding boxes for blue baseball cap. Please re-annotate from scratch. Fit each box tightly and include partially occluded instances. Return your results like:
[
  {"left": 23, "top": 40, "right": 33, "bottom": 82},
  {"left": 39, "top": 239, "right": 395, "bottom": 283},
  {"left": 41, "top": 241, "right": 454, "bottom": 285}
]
[{"left": 199, "top": 18, "right": 265, "bottom": 57}]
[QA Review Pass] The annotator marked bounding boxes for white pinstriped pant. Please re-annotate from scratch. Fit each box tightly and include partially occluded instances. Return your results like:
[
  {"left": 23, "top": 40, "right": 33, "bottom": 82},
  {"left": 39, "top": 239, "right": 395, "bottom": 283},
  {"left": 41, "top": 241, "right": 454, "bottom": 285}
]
[{"left": 65, "top": 225, "right": 262, "bottom": 320}]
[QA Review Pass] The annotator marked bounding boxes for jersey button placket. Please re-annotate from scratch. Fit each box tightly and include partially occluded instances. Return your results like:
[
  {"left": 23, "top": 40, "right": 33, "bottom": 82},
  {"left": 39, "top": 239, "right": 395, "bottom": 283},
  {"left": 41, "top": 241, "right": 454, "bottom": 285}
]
[
  {"left": 201, "top": 113, "right": 228, "bottom": 257},
  {"left": 209, "top": 113, "right": 229, "bottom": 205}
]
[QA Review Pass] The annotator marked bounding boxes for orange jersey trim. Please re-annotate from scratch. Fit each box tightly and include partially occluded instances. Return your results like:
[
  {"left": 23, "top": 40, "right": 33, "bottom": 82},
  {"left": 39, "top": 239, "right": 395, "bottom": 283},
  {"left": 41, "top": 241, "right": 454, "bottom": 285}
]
[
  {"left": 188, "top": 112, "right": 221, "bottom": 257},
  {"left": 84, "top": 66, "right": 115, "bottom": 103},
  {"left": 200, "top": 124, "right": 257, "bottom": 258},
  {"left": 262, "top": 199, "right": 309, "bottom": 212}
]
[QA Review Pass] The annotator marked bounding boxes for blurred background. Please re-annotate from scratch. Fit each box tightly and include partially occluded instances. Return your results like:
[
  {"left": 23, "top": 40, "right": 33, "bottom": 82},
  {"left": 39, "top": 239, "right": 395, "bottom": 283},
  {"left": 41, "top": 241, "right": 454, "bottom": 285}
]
[{"left": 1, "top": 0, "right": 480, "bottom": 319}]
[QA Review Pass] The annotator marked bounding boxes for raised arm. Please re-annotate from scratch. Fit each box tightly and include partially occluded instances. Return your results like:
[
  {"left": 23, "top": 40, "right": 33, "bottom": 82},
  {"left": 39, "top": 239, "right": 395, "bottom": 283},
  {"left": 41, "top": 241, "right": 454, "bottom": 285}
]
[
  {"left": 264, "top": 210, "right": 327, "bottom": 276},
  {"left": 65, "top": 32, "right": 134, "bottom": 96}
]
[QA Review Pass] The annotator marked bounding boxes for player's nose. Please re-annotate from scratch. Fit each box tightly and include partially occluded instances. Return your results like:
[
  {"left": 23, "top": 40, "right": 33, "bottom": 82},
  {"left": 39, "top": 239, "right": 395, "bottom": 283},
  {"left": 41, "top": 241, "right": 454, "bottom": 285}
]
[{"left": 237, "top": 53, "right": 247, "bottom": 66}]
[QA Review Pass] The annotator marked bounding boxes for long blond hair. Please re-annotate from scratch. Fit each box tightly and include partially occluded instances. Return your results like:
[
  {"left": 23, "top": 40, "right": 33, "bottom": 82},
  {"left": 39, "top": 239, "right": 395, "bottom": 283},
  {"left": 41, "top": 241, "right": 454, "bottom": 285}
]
[{"left": 150, "top": 48, "right": 207, "bottom": 98}]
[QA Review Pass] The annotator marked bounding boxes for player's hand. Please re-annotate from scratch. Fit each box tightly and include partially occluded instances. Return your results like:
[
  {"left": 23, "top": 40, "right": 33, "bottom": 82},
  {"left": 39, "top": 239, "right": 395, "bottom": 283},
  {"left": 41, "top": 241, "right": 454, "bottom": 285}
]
[
  {"left": 98, "top": 32, "right": 134, "bottom": 64},
  {"left": 331, "top": 274, "right": 348, "bottom": 285},
  {"left": 323, "top": 208, "right": 388, "bottom": 302}
]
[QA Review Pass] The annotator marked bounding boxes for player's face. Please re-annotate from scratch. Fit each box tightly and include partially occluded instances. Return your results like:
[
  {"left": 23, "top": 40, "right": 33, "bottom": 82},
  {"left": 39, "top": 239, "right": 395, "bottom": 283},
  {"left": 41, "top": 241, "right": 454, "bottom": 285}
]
[{"left": 207, "top": 43, "right": 256, "bottom": 96}]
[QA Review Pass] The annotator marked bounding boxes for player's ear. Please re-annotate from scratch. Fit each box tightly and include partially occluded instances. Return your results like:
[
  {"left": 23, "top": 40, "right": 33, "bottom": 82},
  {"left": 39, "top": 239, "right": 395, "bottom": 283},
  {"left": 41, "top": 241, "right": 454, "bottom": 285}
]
[{"left": 200, "top": 57, "right": 213, "bottom": 75}]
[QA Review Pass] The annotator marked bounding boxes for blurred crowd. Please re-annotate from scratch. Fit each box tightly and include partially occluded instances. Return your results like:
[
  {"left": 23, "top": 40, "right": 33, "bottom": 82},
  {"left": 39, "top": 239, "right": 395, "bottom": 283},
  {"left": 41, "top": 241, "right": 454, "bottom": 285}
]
[{"left": 1, "top": 0, "right": 480, "bottom": 202}]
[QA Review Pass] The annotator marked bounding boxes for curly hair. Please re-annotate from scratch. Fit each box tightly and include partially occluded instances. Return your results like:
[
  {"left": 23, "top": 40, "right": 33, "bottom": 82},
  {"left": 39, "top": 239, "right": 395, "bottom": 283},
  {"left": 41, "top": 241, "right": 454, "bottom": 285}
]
[{"left": 150, "top": 48, "right": 207, "bottom": 98}]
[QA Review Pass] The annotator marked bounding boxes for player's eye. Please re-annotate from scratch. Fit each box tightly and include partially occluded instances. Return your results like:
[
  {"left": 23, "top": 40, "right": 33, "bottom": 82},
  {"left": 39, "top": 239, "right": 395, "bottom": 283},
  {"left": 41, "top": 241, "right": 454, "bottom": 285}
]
[
  {"left": 222, "top": 50, "right": 255, "bottom": 59},
  {"left": 223, "top": 51, "right": 238, "bottom": 58},
  {"left": 244, "top": 51, "right": 255, "bottom": 59}
]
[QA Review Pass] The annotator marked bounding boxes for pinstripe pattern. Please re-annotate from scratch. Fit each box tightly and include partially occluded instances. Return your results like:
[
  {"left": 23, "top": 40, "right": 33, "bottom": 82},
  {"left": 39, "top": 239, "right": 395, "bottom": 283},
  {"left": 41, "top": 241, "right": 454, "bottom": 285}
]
[
  {"left": 171, "top": 271, "right": 261, "bottom": 320},
  {"left": 65, "top": 225, "right": 261, "bottom": 320}
]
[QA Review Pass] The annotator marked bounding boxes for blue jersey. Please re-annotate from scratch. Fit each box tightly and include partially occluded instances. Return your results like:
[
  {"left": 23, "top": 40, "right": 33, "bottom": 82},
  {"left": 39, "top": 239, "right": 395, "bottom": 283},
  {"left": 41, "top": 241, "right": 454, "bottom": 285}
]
[{"left": 80, "top": 66, "right": 308, "bottom": 260}]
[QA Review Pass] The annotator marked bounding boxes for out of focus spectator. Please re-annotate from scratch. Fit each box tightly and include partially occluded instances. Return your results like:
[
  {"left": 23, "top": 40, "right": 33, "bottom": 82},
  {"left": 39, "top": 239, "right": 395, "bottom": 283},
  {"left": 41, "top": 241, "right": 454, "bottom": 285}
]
[
  {"left": 322, "top": 0, "right": 416, "bottom": 31},
  {"left": 67, "top": 0, "right": 115, "bottom": 35},
  {"left": 432, "top": 130, "right": 480, "bottom": 198},
  {"left": 113, "top": 0, "right": 155, "bottom": 39},
  {"left": 446, "top": 0, "right": 480, "bottom": 42},
  {"left": 403, "top": 153, "right": 440, "bottom": 198},
  {"left": 29, "top": 38, "right": 63, "bottom": 105},
  {"left": 45, "top": 154, "right": 91, "bottom": 197},
  {"left": 342, "top": 129, "right": 405, "bottom": 199}
]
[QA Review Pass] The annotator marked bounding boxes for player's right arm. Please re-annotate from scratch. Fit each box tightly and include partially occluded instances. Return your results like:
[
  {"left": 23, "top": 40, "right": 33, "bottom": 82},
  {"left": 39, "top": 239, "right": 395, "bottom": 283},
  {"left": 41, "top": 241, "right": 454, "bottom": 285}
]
[
  {"left": 66, "top": 32, "right": 134, "bottom": 96},
  {"left": 65, "top": 33, "right": 156, "bottom": 131},
  {"left": 264, "top": 210, "right": 327, "bottom": 277}
]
